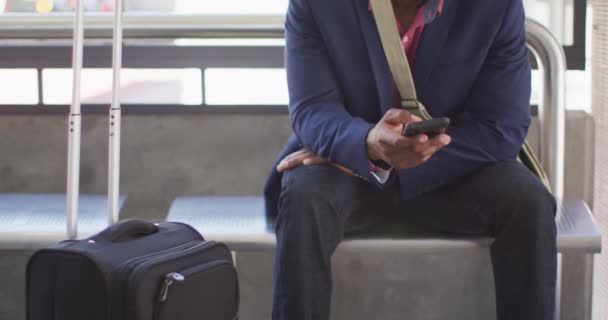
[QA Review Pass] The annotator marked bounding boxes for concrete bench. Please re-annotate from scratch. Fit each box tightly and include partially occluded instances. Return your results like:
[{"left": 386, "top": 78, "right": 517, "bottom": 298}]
[
  {"left": 167, "top": 196, "right": 602, "bottom": 320},
  {"left": 0, "top": 193, "right": 126, "bottom": 249}
]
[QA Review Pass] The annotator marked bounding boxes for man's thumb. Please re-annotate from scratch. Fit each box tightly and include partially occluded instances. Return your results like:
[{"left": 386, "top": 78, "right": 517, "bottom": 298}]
[{"left": 383, "top": 108, "right": 420, "bottom": 125}]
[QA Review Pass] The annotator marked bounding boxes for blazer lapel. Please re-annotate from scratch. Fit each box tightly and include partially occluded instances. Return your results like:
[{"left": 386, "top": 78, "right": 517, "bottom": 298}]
[
  {"left": 354, "top": 0, "right": 460, "bottom": 114},
  {"left": 354, "top": 0, "right": 395, "bottom": 115},
  {"left": 412, "top": 0, "right": 460, "bottom": 94}
]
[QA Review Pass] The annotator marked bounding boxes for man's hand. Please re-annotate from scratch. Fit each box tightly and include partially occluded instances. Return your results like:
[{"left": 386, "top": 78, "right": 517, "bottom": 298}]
[
  {"left": 366, "top": 108, "right": 451, "bottom": 170},
  {"left": 276, "top": 149, "right": 355, "bottom": 176},
  {"left": 276, "top": 109, "right": 450, "bottom": 174}
]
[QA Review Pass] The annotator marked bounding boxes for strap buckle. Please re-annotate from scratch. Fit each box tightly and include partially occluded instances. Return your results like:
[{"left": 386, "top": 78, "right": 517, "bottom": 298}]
[
  {"left": 401, "top": 99, "right": 432, "bottom": 120},
  {"left": 401, "top": 99, "right": 420, "bottom": 110}
]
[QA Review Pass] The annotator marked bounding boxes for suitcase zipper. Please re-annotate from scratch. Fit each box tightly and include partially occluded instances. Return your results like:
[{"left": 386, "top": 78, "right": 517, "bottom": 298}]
[
  {"left": 109, "top": 241, "right": 202, "bottom": 320},
  {"left": 158, "top": 272, "right": 185, "bottom": 302},
  {"left": 113, "top": 242, "right": 200, "bottom": 277},
  {"left": 125, "top": 241, "right": 225, "bottom": 318},
  {"left": 128, "top": 241, "right": 218, "bottom": 287},
  {"left": 157, "top": 260, "right": 232, "bottom": 302}
]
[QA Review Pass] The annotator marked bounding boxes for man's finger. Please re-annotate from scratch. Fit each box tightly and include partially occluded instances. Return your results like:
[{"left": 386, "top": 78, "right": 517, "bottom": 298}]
[
  {"left": 393, "top": 135, "right": 414, "bottom": 149},
  {"left": 383, "top": 108, "right": 421, "bottom": 125},
  {"left": 277, "top": 151, "right": 316, "bottom": 172},
  {"left": 412, "top": 140, "right": 433, "bottom": 153},
  {"left": 414, "top": 134, "right": 452, "bottom": 157},
  {"left": 419, "top": 145, "right": 441, "bottom": 158},
  {"left": 330, "top": 163, "right": 356, "bottom": 176},
  {"left": 391, "top": 133, "right": 426, "bottom": 149},
  {"left": 276, "top": 161, "right": 293, "bottom": 172},
  {"left": 303, "top": 156, "right": 329, "bottom": 166},
  {"left": 429, "top": 134, "right": 452, "bottom": 148},
  {"left": 436, "top": 134, "right": 452, "bottom": 146},
  {"left": 277, "top": 158, "right": 303, "bottom": 172},
  {"left": 282, "top": 149, "right": 312, "bottom": 162}
]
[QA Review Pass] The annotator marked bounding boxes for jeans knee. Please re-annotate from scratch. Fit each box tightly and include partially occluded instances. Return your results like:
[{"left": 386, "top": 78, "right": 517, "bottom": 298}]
[
  {"left": 280, "top": 165, "right": 335, "bottom": 203},
  {"left": 492, "top": 161, "right": 557, "bottom": 239},
  {"left": 511, "top": 183, "right": 557, "bottom": 237},
  {"left": 276, "top": 166, "right": 344, "bottom": 229},
  {"left": 528, "top": 185, "right": 555, "bottom": 214}
]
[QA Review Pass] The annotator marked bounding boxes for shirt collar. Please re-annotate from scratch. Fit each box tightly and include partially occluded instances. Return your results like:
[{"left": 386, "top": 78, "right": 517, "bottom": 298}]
[
  {"left": 368, "top": 0, "right": 444, "bottom": 25},
  {"left": 423, "top": 0, "right": 444, "bottom": 24}
]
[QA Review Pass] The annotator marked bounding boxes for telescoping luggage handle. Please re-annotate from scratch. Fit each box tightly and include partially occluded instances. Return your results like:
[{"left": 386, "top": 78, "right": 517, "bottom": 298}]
[{"left": 66, "top": 0, "right": 124, "bottom": 239}]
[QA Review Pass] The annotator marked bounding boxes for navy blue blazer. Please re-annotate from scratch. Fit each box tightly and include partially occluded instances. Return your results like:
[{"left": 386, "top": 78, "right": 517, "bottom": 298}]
[{"left": 264, "top": 0, "right": 532, "bottom": 220}]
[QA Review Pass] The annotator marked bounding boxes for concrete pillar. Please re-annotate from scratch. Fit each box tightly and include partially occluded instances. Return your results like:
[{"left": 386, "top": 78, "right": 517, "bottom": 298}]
[{"left": 590, "top": 1, "right": 608, "bottom": 319}]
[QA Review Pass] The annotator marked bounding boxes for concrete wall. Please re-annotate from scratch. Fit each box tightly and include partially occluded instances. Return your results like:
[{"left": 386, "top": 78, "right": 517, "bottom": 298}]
[
  {"left": 0, "top": 113, "right": 291, "bottom": 220},
  {"left": 0, "top": 110, "right": 596, "bottom": 320}
]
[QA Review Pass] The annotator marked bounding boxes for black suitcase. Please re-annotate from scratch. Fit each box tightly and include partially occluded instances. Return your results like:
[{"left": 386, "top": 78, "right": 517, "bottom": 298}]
[
  {"left": 27, "top": 220, "right": 239, "bottom": 320},
  {"left": 26, "top": 1, "right": 238, "bottom": 319}
]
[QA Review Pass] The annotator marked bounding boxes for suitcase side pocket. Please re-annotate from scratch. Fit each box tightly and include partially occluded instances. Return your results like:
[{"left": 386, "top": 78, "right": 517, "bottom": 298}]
[{"left": 154, "top": 261, "right": 238, "bottom": 320}]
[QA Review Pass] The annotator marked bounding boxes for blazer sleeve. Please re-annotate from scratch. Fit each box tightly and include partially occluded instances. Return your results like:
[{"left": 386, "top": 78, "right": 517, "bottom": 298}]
[
  {"left": 399, "top": 0, "right": 533, "bottom": 198},
  {"left": 285, "top": 0, "right": 381, "bottom": 184}
]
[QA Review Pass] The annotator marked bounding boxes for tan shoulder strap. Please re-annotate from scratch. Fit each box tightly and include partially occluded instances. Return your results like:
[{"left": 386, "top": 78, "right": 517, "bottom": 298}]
[{"left": 369, "top": 0, "right": 432, "bottom": 120}]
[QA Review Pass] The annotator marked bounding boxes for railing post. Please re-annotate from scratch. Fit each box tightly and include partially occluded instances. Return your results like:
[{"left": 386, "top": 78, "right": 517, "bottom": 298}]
[
  {"left": 66, "top": 0, "right": 85, "bottom": 240},
  {"left": 525, "top": 19, "right": 567, "bottom": 201},
  {"left": 525, "top": 19, "right": 568, "bottom": 320}
]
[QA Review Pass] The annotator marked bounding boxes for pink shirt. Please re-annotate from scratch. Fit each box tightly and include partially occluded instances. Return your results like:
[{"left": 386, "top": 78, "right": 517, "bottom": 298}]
[{"left": 369, "top": 0, "right": 444, "bottom": 63}]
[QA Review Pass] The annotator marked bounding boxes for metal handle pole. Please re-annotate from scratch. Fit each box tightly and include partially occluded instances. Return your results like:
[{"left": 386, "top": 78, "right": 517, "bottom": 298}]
[
  {"left": 525, "top": 19, "right": 567, "bottom": 320},
  {"left": 525, "top": 19, "right": 567, "bottom": 200},
  {"left": 66, "top": 0, "right": 85, "bottom": 239},
  {"left": 108, "top": 0, "right": 123, "bottom": 226}
]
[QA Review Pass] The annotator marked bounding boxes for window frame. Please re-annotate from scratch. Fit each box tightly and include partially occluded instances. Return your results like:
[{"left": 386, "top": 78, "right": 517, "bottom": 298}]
[
  {"left": 0, "top": 43, "right": 288, "bottom": 114},
  {"left": 563, "top": 0, "right": 587, "bottom": 70}
]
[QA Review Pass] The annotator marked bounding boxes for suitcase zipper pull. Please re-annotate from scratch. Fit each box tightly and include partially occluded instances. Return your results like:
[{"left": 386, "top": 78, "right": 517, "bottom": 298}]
[{"left": 159, "top": 272, "right": 185, "bottom": 302}]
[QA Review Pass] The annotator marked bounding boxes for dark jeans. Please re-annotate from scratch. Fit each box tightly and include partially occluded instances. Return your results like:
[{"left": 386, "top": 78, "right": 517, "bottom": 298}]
[{"left": 272, "top": 160, "right": 557, "bottom": 320}]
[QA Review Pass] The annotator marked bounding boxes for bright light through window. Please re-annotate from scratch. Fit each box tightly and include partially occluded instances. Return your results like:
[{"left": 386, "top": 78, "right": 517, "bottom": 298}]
[
  {"left": 531, "top": 69, "right": 591, "bottom": 112},
  {"left": 205, "top": 68, "right": 288, "bottom": 105},
  {"left": 1, "top": 0, "right": 289, "bottom": 14},
  {"left": 42, "top": 68, "right": 202, "bottom": 105},
  {"left": 524, "top": 0, "right": 574, "bottom": 45},
  {"left": 174, "top": 0, "right": 287, "bottom": 15},
  {"left": 0, "top": 69, "right": 39, "bottom": 105}
]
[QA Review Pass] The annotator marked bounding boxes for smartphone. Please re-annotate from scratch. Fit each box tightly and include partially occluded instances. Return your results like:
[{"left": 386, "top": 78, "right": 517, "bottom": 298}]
[{"left": 402, "top": 117, "right": 450, "bottom": 138}]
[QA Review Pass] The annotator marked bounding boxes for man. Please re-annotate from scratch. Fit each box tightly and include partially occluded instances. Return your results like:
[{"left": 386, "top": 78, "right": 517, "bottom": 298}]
[{"left": 263, "top": 0, "right": 557, "bottom": 319}]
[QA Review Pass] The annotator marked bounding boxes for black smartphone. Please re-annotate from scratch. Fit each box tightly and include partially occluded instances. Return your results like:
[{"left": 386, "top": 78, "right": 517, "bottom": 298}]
[{"left": 402, "top": 117, "right": 450, "bottom": 138}]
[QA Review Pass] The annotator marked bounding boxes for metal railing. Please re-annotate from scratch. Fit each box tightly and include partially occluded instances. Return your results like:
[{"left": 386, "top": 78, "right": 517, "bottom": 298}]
[
  {"left": 526, "top": 19, "right": 567, "bottom": 200},
  {"left": 526, "top": 20, "right": 568, "bottom": 320},
  {"left": 0, "top": 14, "right": 567, "bottom": 199},
  {"left": 0, "top": 13, "right": 285, "bottom": 38}
]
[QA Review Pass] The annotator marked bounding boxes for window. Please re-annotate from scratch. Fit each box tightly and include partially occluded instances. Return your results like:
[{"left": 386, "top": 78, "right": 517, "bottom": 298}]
[
  {"left": 1, "top": 0, "right": 586, "bottom": 69},
  {"left": 525, "top": 0, "right": 576, "bottom": 45},
  {"left": 524, "top": 0, "right": 587, "bottom": 69},
  {"left": 204, "top": 68, "right": 287, "bottom": 105},
  {"left": 531, "top": 69, "right": 591, "bottom": 112},
  {"left": 42, "top": 68, "right": 202, "bottom": 105},
  {"left": 2, "top": 0, "right": 288, "bottom": 14},
  {"left": 171, "top": 0, "right": 287, "bottom": 15},
  {"left": 0, "top": 69, "right": 39, "bottom": 104}
]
